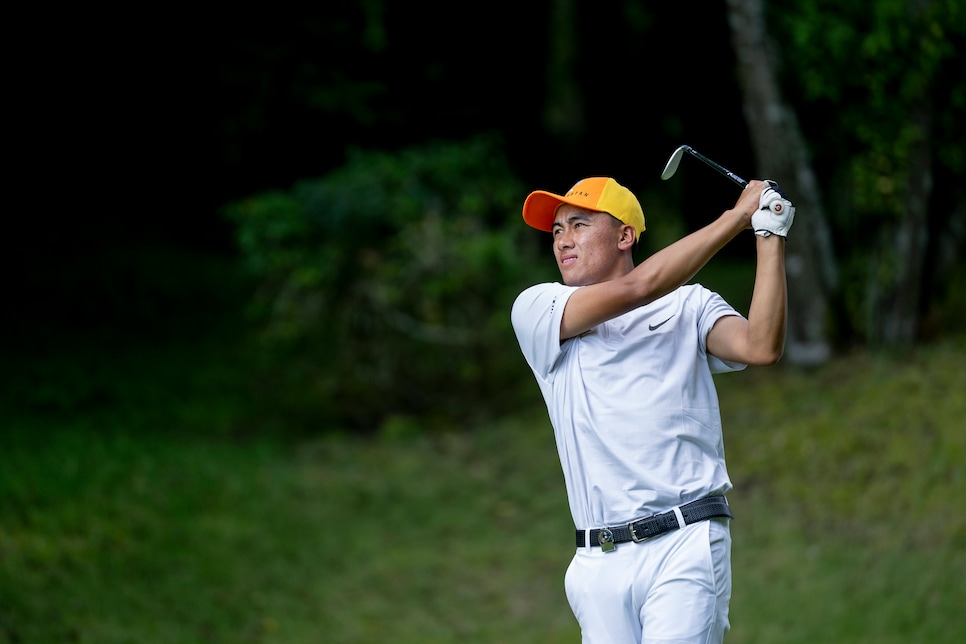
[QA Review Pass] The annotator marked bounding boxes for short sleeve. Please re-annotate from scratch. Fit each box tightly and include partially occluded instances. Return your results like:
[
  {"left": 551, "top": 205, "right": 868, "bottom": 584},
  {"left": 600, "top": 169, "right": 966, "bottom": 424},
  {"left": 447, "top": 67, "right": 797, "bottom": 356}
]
[
  {"left": 510, "top": 282, "right": 579, "bottom": 380},
  {"left": 695, "top": 286, "right": 748, "bottom": 374}
]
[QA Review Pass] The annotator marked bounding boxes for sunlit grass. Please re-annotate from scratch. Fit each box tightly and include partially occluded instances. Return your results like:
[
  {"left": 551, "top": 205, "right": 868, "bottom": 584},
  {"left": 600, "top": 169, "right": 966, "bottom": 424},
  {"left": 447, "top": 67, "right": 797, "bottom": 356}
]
[
  {"left": 2, "top": 316, "right": 964, "bottom": 642},
  {"left": 716, "top": 336, "right": 966, "bottom": 643}
]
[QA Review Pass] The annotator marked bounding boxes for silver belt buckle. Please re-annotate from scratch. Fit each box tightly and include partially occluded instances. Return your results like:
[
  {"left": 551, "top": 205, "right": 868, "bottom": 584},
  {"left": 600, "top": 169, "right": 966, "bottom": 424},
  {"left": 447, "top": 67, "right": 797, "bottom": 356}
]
[
  {"left": 598, "top": 527, "right": 616, "bottom": 552},
  {"left": 629, "top": 518, "right": 651, "bottom": 543}
]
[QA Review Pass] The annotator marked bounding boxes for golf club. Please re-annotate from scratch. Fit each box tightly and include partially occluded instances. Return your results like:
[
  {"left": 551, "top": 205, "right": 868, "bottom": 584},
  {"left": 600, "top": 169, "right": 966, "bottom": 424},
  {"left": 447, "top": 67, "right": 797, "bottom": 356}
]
[{"left": 661, "top": 145, "right": 747, "bottom": 188}]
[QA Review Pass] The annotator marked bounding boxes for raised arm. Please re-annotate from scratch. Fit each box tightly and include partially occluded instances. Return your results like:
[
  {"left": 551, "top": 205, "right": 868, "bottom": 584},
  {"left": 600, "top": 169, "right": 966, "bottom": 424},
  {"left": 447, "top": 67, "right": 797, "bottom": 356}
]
[
  {"left": 706, "top": 235, "right": 786, "bottom": 365},
  {"left": 559, "top": 180, "right": 769, "bottom": 340},
  {"left": 707, "top": 184, "right": 796, "bottom": 365}
]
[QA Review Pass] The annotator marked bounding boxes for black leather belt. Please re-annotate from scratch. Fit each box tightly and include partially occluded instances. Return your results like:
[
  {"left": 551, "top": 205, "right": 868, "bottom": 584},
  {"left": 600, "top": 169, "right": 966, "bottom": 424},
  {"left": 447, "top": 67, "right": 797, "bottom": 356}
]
[{"left": 576, "top": 496, "right": 733, "bottom": 551}]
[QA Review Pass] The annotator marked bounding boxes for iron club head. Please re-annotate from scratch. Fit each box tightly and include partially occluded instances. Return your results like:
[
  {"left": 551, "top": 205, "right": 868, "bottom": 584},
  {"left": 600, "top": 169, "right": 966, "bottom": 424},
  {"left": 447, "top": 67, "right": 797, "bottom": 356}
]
[{"left": 660, "top": 145, "right": 689, "bottom": 181}]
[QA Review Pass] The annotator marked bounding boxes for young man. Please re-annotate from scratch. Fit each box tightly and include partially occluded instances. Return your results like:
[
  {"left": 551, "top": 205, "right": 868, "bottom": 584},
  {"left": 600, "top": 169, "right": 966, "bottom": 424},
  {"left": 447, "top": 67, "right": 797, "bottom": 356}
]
[{"left": 510, "top": 176, "right": 794, "bottom": 643}]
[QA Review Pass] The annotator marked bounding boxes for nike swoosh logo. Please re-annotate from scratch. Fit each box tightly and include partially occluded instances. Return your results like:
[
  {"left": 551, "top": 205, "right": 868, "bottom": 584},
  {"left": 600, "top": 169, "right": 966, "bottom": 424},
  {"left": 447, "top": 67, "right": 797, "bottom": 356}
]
[{"left": 649, "top": 315, "right": 675, "bottom": 331}]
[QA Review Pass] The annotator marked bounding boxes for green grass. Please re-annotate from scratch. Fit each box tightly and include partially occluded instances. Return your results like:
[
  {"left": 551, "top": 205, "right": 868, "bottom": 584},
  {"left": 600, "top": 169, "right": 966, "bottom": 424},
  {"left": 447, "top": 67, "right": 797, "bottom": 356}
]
[
  {"left": 2, "top": 318, "right": 964, "bottom": 642},
  {"left": 718, "top": 340, "right": 966, "bottom": 643}
]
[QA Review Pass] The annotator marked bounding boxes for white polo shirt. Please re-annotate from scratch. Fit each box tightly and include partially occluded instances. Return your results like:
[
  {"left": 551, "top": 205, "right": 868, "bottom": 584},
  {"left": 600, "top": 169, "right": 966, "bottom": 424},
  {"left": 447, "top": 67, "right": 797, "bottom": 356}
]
[{"left": 511, "top": 282, "right": 747, "bottom": 530}]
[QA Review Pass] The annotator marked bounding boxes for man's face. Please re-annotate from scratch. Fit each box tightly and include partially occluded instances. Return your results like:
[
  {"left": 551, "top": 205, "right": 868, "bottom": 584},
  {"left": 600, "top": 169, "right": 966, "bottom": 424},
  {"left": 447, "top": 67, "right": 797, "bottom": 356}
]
[{"left": 552, "top": 205, "right": 627, "bottom": 286}]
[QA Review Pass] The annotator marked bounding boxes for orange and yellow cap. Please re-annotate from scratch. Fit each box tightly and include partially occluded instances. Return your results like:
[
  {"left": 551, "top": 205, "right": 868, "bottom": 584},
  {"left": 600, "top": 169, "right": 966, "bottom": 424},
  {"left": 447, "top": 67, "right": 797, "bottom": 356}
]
[{"left": 522, "top": 177, "right": 646, "bottom": 241}]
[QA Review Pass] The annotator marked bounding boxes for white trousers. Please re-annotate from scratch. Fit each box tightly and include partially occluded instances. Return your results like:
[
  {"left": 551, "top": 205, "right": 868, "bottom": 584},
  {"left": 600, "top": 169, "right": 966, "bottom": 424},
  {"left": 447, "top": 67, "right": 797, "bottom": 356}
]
[{"left": 565, "top": 518, "right": 732, "bottom": 644}]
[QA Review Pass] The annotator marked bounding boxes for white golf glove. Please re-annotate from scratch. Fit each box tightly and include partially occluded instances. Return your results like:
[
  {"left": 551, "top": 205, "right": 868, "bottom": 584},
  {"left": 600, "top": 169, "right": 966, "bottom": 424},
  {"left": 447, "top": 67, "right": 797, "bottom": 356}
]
[{"left": 752, "top": 180, "right": 795, "bottom": 238}]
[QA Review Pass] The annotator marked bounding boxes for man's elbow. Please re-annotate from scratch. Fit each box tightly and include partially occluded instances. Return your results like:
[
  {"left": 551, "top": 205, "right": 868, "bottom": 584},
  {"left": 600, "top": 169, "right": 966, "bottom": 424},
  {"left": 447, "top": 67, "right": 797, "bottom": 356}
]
[{"left": 748, "top": 344, "right": 784, "bottom": 366}]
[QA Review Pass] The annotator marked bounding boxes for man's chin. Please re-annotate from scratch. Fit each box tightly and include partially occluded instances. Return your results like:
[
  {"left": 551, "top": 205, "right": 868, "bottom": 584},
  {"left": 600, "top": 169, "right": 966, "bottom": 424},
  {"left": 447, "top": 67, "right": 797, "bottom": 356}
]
[{"left": 560, "top": 272, "right": 589, "bottom": 287}]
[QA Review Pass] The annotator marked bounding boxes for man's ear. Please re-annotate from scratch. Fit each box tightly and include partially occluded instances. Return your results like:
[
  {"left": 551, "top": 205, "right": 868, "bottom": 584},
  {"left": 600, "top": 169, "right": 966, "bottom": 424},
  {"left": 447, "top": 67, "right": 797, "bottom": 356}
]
[{"left": 617, "top": 225, "right": 636, "bottom": 250}]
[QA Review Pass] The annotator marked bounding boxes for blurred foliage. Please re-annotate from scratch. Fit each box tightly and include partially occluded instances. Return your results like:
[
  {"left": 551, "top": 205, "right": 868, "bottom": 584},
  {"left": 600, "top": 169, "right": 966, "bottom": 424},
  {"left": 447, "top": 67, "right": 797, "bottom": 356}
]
[
  {"left": 223, "top": 135, "right": 557, "bottom": 431},
  {"left": 776, "top": 0, "right": 966, "bottom": 342}
]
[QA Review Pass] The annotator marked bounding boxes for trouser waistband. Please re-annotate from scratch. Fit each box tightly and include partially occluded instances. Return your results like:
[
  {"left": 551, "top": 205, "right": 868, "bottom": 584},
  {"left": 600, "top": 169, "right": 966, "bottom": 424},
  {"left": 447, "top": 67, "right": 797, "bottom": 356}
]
[{"left": 576, "top": 495, "right": 732, "bottom": 551}]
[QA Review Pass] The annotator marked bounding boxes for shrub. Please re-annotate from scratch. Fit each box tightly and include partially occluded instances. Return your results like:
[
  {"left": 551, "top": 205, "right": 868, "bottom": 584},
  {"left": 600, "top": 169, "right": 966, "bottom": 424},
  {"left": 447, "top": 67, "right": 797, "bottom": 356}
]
[{"left": 223, "top": 135, "right": 554, "bottom": 432}]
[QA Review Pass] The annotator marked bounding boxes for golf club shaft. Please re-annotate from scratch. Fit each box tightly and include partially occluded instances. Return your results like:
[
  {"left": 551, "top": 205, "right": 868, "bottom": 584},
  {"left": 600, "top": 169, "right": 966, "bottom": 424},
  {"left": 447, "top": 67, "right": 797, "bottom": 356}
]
[{"left": 685, "top": 147, "right": 747, "bottom": 187}]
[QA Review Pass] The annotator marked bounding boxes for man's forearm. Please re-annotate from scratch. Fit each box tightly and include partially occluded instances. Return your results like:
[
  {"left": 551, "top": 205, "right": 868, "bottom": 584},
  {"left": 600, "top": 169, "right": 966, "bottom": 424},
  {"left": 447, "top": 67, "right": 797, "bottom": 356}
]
[
  {"left": 630, "top": 208, "right": 748, "bottom": 301},
  {"left": 745, "top": 235, "right": 787, "bottom": 362}
]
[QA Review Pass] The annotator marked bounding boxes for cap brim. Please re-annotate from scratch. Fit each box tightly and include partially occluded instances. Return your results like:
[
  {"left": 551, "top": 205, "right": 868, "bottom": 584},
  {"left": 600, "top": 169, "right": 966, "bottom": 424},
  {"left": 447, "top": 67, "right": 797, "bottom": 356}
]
[{"left": 522, "top": 190, "right": 572, "bottom": 232}]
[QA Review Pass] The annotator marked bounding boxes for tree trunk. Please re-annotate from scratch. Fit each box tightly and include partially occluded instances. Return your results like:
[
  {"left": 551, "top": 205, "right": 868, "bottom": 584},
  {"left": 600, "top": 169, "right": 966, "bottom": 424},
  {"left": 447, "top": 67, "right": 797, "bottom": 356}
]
[
  {"left": 868, "top": 0, "right": 935, "bottom": 345},
  {"left": 725, "top": 0, "right": 837, "bottom": 365},
  {"left": 874, "top": 105, "right": 932, "bottom": 343}
]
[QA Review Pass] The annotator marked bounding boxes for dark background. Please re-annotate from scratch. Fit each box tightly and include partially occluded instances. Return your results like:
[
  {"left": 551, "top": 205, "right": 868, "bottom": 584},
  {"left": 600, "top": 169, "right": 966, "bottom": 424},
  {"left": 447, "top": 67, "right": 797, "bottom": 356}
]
[
  {"left": 10, "top": 3, "right": 758, "bottom": 342},
  {"left": 20, "top": 5, "right": 749, "bottom": 245}
]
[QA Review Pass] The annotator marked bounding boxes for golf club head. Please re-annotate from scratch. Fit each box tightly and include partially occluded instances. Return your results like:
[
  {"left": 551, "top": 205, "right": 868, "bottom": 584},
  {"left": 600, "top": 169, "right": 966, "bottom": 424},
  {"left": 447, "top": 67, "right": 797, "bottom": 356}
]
[{"left": 660, "top": 145, "right": 690, "bottom": 181}]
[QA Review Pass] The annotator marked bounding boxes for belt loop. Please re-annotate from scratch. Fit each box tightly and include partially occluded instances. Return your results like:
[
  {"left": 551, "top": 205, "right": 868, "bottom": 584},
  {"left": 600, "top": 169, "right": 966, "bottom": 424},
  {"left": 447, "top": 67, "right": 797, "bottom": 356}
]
[{"left": 672, "top": 505, "right": 687, "bottom": 530}]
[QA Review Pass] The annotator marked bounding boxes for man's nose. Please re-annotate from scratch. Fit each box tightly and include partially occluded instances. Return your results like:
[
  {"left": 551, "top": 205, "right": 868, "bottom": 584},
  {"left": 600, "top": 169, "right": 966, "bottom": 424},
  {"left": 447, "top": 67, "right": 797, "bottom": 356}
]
[{"left": 555, "top": 229, "right": 573, "bottom": 248}]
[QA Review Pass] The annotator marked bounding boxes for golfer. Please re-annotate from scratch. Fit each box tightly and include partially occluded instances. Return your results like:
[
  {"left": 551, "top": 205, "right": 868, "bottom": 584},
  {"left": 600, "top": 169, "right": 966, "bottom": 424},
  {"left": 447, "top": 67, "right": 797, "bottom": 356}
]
[{"left": 510, "top": 176, "right": 794, "bottom": 643}]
